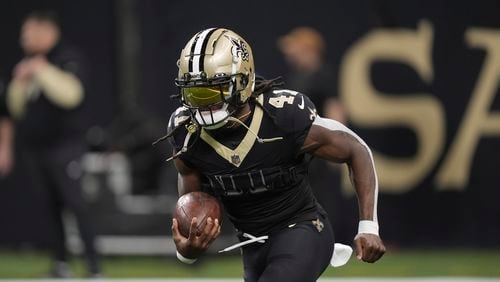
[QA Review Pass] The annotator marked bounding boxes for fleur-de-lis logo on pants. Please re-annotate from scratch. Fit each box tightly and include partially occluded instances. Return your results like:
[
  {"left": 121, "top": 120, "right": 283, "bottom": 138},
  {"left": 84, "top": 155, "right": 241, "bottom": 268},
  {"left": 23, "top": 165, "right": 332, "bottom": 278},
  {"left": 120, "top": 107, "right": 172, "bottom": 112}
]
[{"left": 312, "top": 218, "right": 324, "bottom": 232}]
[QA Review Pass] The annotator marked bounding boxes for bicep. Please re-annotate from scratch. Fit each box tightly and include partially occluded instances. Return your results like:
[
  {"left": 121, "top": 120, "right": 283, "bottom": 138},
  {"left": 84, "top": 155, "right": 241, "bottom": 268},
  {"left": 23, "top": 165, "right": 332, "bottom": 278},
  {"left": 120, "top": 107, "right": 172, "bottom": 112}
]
[
  {"left": 174, "top": 157, "right": 202, "bottom": 196},
  {"left": 302, "top": 117, "right": 366, "bottom": 163}
]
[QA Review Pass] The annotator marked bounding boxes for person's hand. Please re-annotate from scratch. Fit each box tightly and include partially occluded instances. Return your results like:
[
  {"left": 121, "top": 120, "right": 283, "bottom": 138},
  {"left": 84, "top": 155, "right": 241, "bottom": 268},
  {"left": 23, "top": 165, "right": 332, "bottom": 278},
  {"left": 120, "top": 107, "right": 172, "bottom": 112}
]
[
  {"left": 13, "top": 56, "right": 48, "bottom": 81},
  {"left": 0, "top": 145, "right": 13, "bottom": 177},
  {"left": 172, "top": 217, "right": 221, "bottom": 259},
  {"left": 354, "top": 233, "right": 386, "bottom": 263},
  {"left": 28, "top": 56, "right": 49, "bottom": 73},
  {"left": 13, "top": 59, "right": 34, "bottom": 81}
]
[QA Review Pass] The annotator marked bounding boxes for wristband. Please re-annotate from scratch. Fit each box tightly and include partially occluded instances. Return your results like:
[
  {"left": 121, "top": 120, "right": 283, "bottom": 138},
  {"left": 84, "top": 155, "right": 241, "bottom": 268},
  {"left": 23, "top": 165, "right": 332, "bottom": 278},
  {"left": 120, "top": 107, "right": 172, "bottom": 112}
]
[
  {"left": 176, "top": 251, "right": 197, "bottom": 264},
  {"left": 357, "top": 220, "right": 379, "bottom": 236}
]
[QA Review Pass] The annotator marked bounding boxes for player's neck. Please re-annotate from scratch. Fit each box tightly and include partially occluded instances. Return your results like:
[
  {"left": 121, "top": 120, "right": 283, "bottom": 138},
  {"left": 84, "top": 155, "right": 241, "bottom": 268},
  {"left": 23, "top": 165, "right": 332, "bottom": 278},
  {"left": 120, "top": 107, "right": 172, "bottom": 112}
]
[
  {"left": 223, "top": 102, "right": 252, "bottom": 130},
  {"left": 236, "top": 103, "right": 252, "bottom": 123}
]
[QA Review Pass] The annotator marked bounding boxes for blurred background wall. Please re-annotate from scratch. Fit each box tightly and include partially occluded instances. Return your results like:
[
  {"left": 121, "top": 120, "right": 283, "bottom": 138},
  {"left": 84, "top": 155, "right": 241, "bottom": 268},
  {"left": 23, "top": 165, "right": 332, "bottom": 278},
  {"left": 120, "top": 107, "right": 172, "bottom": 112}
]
[{"left": 0, "top": 0, "right": 499, "bottom": 253}]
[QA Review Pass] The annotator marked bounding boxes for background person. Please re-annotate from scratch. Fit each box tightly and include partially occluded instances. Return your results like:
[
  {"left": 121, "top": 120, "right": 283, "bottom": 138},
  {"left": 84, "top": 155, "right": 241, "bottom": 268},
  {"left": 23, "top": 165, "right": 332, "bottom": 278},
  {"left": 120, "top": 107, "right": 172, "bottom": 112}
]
[
  {"left": 6, "top": 10, "right": 100, "bottom": 277},
  {"left": 278, "top": 26, "right": 346, "bottom": 123},
  {"left": 278, "top": 27, "right": 352, "bottom": 242}
]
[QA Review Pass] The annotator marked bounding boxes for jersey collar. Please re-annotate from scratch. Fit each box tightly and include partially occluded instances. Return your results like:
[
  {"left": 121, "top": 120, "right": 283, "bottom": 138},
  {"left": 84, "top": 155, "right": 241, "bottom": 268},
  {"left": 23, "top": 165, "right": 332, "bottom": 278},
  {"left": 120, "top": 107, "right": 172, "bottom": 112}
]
[{"left": 200, "top": 94, "right": 264, "bottom": 167}]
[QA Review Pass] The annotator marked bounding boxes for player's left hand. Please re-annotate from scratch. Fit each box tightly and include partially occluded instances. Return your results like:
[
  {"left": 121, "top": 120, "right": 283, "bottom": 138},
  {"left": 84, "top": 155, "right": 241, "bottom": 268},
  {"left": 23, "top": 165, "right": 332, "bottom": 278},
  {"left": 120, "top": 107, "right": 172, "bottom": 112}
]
[{"left": 354, "top": 233, "right": 386, "bottom": 263}]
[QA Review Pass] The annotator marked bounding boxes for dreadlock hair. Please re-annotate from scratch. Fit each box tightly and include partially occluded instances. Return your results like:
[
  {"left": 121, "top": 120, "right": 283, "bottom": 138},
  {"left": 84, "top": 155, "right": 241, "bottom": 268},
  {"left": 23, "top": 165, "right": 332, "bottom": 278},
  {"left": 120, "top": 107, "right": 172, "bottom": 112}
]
[
  {"left": 252, "top": 76, "right": 285, "bottom": 97},
  {"left": 152, "top": 117, "right": 190, "bottom": 146},
  {"left": 152, "top": 115, "right": 202, "bottom": 161}
]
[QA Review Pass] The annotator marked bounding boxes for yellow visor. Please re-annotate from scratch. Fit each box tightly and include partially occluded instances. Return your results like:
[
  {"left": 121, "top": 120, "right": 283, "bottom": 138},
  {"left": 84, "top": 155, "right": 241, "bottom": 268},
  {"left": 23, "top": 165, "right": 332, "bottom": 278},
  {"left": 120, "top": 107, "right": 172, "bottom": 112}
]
[{"left": 182, "top": 85, "right": 230, "bottom": 108}]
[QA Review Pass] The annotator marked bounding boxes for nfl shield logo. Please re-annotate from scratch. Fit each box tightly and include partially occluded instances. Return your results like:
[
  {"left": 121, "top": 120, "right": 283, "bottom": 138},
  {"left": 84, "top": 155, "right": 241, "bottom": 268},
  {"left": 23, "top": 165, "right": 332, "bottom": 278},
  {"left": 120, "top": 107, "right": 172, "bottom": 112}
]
[{"left": 231, "top": 154, "right": 241, "bottom": 165}]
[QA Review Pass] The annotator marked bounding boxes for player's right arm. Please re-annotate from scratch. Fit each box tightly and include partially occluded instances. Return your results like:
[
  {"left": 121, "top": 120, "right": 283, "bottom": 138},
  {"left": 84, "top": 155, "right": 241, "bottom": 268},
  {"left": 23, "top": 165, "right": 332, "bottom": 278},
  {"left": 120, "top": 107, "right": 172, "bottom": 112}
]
[
  {"left": 171, "top": 157, "right": 221, "bottom": 262},
  {"left": 174, "top": 157, "right": 202, "bottom": 196},
  {"left": 302, "top": 117, "right": 385, "bottom": 263}
]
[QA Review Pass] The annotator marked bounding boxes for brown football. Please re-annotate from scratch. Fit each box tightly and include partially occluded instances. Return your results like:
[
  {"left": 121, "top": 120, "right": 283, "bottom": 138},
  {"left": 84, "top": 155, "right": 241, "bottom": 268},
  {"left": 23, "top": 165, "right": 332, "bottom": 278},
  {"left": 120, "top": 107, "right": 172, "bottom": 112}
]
[{"left": 173, "top": 191, "right": 222, "bottom": 238}]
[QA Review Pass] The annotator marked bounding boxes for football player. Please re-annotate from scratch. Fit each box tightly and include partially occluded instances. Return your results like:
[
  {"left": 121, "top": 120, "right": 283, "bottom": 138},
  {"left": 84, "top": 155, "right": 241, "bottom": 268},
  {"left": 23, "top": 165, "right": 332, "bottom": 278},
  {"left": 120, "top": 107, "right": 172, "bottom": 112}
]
[{"left": 165, "top": 28, "right": 385, "bottom": 281}]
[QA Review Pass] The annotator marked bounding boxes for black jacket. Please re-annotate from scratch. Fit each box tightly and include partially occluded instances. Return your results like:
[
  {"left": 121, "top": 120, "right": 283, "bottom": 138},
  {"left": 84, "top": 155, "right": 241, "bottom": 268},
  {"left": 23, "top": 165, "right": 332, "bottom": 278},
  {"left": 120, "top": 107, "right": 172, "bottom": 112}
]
[{"left": 16, "top": 41, "right": 89, "bottom": 150}]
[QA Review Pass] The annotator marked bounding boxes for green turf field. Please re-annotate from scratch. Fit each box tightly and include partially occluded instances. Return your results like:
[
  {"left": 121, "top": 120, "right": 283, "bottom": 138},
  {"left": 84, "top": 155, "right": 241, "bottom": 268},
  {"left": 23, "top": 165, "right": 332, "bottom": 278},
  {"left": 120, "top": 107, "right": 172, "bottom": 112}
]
[{"left": 0, "top": 249, "right": 499, "bottom": 278}]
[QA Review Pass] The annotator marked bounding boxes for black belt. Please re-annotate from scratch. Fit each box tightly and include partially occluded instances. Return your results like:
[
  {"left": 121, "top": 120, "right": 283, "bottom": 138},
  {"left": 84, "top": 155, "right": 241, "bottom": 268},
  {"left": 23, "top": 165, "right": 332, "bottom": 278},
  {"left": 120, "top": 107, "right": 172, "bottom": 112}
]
[{"left": 204, "top": 163, "right": 307, "bottom": 197}]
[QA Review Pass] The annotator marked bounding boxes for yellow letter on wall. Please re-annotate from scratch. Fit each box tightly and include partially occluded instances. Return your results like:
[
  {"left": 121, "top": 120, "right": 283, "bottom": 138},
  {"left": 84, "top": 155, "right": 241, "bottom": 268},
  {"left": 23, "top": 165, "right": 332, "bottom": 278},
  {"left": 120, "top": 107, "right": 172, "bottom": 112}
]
[
  {"left": 340, "top": 21, "right": 445, "bottom": 193},
  {"left": 436, "top": 28, "right": 500, "bottom": 190}
]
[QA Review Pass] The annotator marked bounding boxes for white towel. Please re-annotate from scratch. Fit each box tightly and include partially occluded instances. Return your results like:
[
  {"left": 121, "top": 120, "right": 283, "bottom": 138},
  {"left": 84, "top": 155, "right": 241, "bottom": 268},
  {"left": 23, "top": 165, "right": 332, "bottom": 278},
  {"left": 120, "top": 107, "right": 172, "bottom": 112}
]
[{"left": 330, "top": 243, "right": 353, "bottom": 267}]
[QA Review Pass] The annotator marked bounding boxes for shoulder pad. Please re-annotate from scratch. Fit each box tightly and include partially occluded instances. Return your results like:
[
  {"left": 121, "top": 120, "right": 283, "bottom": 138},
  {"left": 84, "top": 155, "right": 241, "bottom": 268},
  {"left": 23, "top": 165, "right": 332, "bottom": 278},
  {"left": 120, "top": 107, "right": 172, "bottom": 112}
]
[
  {"left": 168, "top": 107, "right": 191, "bottom": 131},
  {"left": 261, "top": 89, "right": 318, "bottom": 133},
  {"left": 167, "top": 106, "right": 191, "bottom": 150}
]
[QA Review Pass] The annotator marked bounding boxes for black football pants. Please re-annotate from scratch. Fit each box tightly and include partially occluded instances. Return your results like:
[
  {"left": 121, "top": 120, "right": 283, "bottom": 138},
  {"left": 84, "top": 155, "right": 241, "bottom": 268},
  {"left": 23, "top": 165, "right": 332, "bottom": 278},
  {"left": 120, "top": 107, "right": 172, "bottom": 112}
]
[{"left": 241, "top": 213, "right": 334, "bottom": 282}]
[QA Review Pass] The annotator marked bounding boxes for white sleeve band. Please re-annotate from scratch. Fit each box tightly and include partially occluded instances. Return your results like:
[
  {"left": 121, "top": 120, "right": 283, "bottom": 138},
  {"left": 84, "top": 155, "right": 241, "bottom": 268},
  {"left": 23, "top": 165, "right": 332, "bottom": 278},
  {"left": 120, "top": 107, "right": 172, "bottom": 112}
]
[
  {"left": 358, "top": 220, "right": 379, "bottom": 236},
  {"left": 176, "top": 251, "right": 197, "bottom": 264}
]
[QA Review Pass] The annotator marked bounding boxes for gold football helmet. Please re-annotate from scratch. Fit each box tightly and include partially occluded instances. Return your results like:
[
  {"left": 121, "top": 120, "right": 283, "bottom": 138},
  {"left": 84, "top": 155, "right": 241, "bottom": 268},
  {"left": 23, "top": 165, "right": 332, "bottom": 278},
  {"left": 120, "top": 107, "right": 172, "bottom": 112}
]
[{"left": 175, "top": 28, "right": 255, "bottom": 130}]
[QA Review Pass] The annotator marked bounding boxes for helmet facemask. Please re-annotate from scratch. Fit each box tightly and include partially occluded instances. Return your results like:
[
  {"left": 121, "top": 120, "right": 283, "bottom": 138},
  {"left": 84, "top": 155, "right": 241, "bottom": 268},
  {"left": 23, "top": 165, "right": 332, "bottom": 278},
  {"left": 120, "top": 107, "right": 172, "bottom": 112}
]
[{"left": 176, "top": 72, "right": 250, "bottom": 130}]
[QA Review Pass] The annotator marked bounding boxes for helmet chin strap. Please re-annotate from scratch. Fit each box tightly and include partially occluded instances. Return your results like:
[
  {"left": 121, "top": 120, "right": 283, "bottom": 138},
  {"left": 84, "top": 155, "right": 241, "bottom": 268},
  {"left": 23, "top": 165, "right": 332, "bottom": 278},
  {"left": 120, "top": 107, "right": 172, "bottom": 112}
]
[
  {"left": 165, "top": 103, "right": 283, "bottom": 163},
  {"left": 195, "top": 102, "right": 283, "bottom": 143},
  {"left": 226, "top": 116, "right": 283, "bottom": 144}
]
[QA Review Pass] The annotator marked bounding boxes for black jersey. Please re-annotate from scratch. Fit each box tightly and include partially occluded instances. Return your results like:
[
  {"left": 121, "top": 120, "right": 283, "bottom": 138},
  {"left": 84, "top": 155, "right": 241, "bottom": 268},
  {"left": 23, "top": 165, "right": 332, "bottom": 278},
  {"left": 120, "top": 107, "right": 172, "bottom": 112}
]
[{"left": 168, "top": 89, "right": 323, "bottom": 236}]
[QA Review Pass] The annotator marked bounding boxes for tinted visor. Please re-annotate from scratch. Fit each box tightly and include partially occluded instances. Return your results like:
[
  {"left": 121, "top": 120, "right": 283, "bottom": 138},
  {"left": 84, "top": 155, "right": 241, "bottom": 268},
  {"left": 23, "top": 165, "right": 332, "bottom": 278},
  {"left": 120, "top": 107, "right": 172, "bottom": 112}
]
[{"left": 181, "top": 84, "right": 231, "bottom": 108}]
